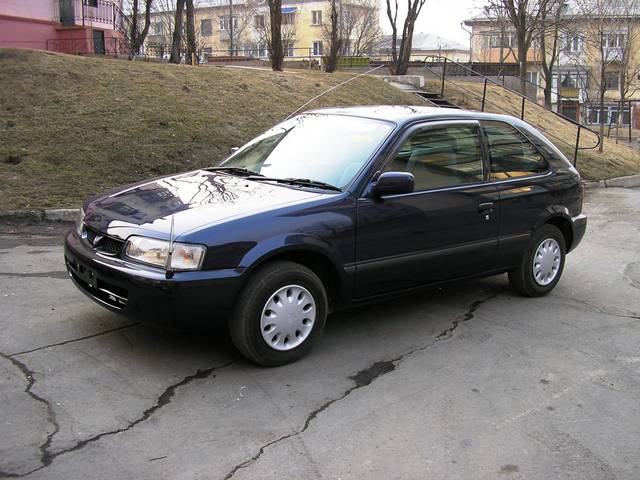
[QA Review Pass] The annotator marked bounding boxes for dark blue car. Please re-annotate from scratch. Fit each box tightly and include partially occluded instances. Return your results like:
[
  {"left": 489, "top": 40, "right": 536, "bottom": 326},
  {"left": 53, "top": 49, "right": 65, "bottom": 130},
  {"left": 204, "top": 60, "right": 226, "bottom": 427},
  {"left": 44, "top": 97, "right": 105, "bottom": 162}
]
[{"left": 65, "top": 106, "right": 586, "bottom": 365}]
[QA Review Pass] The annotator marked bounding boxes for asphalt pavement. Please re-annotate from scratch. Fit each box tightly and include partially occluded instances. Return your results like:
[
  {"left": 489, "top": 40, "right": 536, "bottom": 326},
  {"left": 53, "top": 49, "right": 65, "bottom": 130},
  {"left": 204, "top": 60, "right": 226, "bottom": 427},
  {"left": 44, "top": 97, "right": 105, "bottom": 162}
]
[{"left": 1, "top": 187, "right": 639, "bottom": 480}]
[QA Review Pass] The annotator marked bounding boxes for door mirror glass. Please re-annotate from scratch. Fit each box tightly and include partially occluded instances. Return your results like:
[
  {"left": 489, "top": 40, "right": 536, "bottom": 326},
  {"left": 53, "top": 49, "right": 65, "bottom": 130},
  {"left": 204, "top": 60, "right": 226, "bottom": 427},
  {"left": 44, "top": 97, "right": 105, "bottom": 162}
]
[{"left": 373, "top": 172, "right": 415, "bottom": 196}]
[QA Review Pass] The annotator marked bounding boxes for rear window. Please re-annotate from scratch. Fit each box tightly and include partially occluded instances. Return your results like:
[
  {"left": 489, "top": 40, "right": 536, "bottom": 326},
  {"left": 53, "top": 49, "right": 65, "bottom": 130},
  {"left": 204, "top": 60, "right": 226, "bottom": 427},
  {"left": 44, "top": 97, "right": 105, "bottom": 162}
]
[{"left": 482, "top": 121, "right": 548, "bottom": 180}]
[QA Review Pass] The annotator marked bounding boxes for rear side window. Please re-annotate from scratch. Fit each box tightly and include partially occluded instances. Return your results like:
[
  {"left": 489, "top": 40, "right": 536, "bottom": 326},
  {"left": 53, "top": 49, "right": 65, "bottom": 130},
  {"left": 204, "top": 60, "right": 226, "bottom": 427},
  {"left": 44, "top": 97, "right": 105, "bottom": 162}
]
[
  {"left": 482, "top": 121, "right": 548, "bottom": 180},
  {"left": 383, "top": 125, "right": 484, "bottom": 191}
]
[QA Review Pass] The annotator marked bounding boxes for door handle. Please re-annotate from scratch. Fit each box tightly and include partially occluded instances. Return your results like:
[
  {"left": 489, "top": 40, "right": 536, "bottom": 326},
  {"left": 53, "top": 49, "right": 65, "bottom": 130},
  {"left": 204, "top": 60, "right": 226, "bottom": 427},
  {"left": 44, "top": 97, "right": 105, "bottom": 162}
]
[{"left": 478, "top": 202, "right": 495, "bottom": 213}]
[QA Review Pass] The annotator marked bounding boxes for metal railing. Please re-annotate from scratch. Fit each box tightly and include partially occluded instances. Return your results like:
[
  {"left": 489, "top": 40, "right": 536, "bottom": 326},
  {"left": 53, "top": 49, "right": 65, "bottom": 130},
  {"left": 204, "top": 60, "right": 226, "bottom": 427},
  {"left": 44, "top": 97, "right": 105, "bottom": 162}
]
[
  {"left": 422, "top": 55, "right": 601, "bottom": 166},
  {"left": 56, "top": 0, "right": 124, "bottom": 30}
]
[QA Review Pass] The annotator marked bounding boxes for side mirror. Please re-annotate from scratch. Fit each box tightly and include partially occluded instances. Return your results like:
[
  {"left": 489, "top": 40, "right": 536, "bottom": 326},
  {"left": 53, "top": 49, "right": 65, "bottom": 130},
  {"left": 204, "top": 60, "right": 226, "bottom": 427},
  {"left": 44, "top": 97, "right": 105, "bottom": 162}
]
[{"left": 372, "top": 172, "right": 415, "bottom": 197}]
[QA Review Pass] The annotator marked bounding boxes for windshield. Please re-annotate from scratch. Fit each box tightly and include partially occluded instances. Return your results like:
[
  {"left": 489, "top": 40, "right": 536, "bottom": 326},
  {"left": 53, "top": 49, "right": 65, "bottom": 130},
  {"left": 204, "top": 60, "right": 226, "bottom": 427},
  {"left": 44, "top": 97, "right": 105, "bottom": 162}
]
[{"left": 219, "top": 114, "right": 395, "bottom": 189}]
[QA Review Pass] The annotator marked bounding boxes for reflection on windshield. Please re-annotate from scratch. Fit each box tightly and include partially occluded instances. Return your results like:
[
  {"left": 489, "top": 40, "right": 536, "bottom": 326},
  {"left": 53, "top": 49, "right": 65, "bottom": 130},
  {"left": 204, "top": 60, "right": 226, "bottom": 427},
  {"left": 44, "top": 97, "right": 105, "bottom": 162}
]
[{"left": 220, "top": 114, "right": 394, "bottom": 189}]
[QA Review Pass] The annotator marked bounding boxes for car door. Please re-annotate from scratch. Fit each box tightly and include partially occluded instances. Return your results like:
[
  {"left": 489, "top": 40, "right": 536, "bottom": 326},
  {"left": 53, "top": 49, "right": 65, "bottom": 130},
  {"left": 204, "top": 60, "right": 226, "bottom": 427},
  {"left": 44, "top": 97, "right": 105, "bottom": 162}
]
[
  {"left": 480, "top": 120, "right": 554, "bottom": 269},
  {"left": 354, "top": 120, "right": 501, "bottom": 298}
]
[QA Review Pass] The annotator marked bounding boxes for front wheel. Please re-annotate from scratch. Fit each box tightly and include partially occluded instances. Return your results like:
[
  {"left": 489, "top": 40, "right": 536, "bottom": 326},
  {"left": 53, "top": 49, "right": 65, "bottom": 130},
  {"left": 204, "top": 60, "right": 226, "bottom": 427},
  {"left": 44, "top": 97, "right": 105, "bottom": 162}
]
[
  {"left": 509, "top": 224, "right": 566, "bottom": 297},
  {"left": 229, "top": 261, "right": 328, "bottom": 366}
]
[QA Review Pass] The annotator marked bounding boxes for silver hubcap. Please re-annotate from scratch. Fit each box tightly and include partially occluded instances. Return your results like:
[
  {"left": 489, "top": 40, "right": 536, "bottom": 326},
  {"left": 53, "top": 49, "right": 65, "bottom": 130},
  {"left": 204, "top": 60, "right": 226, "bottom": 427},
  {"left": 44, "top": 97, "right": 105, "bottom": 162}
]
[
  {"left": 260, "top": 284, "right": 316, "bottom": 351},
  {"left": 533, "top": 238, "right": 561, "bottom": 286}
]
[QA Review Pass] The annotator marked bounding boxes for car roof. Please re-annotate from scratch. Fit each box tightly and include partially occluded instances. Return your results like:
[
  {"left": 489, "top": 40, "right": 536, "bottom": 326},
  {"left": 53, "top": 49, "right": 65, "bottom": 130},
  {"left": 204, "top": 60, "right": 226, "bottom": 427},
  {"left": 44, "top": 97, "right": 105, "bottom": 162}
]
[{"left": 305, "top": 105, "right": 518, "bottom": 127}]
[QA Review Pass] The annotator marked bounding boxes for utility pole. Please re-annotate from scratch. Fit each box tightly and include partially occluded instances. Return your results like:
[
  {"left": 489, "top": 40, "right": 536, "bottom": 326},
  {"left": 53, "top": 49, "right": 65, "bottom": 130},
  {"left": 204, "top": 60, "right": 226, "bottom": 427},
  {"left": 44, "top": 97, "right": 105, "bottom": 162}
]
[{"left": 229, "top": 0, "right": 234, "bottom": 56}]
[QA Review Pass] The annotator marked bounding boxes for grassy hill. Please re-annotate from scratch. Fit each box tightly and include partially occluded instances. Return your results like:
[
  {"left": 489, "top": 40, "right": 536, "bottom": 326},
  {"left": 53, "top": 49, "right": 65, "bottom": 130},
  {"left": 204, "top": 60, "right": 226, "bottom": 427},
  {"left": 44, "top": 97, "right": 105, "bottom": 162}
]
[
  {"left": 0, "top": 49, "right": 416, "bottom": 209},
  {"left": 427, "top": 79, "right": 640, "bottom": 181},
  {"left": 1, "top": 49, "right": 638, "bottom": 210}
]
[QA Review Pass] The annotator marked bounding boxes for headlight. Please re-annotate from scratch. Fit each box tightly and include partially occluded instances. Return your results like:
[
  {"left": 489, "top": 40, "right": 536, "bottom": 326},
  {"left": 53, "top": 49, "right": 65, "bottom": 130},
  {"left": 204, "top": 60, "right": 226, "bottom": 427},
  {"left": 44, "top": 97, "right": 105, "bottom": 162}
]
[
  {"left": 124, "top": 236, "right": 206, "bottom": 271},
  {"left": 76, "top": 207, "right": 85, "bottom": 235}
]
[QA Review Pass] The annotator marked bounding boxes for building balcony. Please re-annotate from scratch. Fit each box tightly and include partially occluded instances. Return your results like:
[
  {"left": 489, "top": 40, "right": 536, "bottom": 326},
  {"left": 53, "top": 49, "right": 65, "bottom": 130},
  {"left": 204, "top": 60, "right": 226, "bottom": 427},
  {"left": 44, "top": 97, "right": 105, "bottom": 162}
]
[{"left": 55, "top": 0, "right": 124, "bottom": 31}]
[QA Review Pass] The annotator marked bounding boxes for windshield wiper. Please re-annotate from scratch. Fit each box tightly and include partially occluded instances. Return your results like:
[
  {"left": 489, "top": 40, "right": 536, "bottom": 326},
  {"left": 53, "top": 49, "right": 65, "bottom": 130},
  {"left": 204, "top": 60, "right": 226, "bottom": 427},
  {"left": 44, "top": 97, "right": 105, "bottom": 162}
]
[
  {"left": 246, "top": 176, "right": 341, "bottom": 192},
  {"left": 205, "top": 167, "right": 263, "bottom": 177}
]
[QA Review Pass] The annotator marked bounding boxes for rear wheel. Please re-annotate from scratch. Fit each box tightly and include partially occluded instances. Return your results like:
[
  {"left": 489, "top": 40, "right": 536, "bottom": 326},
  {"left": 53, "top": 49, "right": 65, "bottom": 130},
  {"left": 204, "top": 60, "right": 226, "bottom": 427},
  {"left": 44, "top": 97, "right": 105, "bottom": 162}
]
[
  {"left": 229, "top": 261, "right": 328, "bottom": 366},
  {"left": 509, "top": 224, "right": 566, "bottom": 297}
]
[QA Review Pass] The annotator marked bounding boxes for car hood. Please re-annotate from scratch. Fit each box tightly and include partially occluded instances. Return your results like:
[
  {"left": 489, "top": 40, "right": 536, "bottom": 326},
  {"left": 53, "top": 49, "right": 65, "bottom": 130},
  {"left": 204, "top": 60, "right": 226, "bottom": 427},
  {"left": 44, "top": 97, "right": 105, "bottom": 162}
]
[{"left": 83, "top": 170, "right": 326, "bottom": 241}]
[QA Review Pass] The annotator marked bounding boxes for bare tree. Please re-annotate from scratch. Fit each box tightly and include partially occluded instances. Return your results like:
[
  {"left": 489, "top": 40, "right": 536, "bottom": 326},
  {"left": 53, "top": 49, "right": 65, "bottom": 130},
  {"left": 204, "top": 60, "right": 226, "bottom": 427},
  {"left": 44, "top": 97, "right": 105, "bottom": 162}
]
[
  {"left": 616, "top": 0, "right": 640, "bottom": 102},
  {"left": 125, "top": 0, "right": 154, "bottom": 59},
  {"left": 535, "top": 0, "right": 569, "bottom": 107},
  {"left": 169, "top": 0, "right": 185, "bottom": 63},
  {"left": 185, "top": 0, "right": 197, "bottom": 63},
  {"left": 573, "top": 0, "right": 634, "bottom": 151},
  {"left": 269, "top": 0, "right": 284, "bottom": 70},
  {"left": 219, "top": 1, "right": 259, "bottom": 55},
  {"left": 486, "top": 0, "right": 553, "bottom": 94},
  {"left": 255, "top": 2, "right": 296, "bottom": 70},
  {"left": 386, "top": 0, "right": 427, "bottom": 75},
  {"left": 342, "top": 0, "right": 381, "bottom": 56},
  {"left": 324, "top": 0, "right": 342, "bottom": 72}
]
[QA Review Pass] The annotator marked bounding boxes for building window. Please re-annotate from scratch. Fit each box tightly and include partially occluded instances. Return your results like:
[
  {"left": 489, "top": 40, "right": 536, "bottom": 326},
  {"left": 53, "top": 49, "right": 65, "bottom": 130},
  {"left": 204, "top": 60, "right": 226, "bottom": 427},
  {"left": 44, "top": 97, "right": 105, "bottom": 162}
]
[
  {"left": 284, "top": 42, "right": 295, "bottom": 56},
  {"left": 564, "top": 34, "right": 581, "bottom": 53},
  {"left": 255, "top": 15, "right": 265, "bottom": 28},
  {"left": 312, "top": 10, "right": 322, "bottom": 25},
  {"left": 487, "top": 31, "right": 517, "bottom": 48},
  {"left": 587, "top": 105, "right": 630, "bottom": 125},
  {"left": 219, "top": 16, "right": 238, "bottom": 30},
  {"left": 605, "top": 32, "right": 626, "bottom": 49},
  {"left": 313, "top": 41, "right": 323, "bottom": 56},
  {"left": 201, "top": 19, "right": 212, "bottom": 36},
  {"left": 151, "top": 22, "right": 163, "bottom": 35},
  {"left": 84, "top": 0, "right": 98, "bottom": 7},
  {"left": 526, "top": 71, "right": 538, "bottom": 86},
  {"left": 282, "top": 13, "right": 295, "bottom": 25},
  {"left": 605, "top": 71, "right": 620, "bottom": 90}
]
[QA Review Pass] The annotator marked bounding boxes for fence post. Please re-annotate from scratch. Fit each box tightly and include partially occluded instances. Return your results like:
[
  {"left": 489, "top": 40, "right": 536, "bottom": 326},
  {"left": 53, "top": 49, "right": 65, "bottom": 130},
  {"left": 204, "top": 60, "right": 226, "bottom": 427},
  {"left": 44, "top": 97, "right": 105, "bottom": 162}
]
[
  {"left": 520, "top": 97, "right": 526, "bottom": 120},
  {"left": 629, "top": 100, "right": 633, "bottom": 143},
  {"left": 481, "top": 78, "right": 487, "bottom": 112},
  {"left": 309, "top": 48, "right": 312, "bottom": 71},
  {"left": 574, "top": 125, "right": 581, "bottom": 167},
  {"left": 441, "top": 57, "right": 447, "bottom": 97}
]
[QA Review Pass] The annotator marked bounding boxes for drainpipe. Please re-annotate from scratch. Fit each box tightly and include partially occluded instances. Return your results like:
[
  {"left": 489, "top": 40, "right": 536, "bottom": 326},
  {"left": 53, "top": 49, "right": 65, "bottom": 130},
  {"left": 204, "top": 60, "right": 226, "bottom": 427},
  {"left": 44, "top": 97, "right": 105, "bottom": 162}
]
[{"left": 460, "top": 22, "right": 473, "bottom": 65}]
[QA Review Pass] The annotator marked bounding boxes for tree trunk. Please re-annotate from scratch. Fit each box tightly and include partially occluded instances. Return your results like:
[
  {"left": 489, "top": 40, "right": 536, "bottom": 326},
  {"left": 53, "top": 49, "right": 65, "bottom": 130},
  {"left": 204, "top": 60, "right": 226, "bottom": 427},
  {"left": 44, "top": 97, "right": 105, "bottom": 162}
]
[
  {"left": 185, "top": 0, "right": 197, "bottom": 65},
  {"left": 517, "top": 31, "right": 527, "bottom": 96},
  {"left": 169, "top": 0, "right": 185, "bottom": 64},
  {"left": 128, "top": 0, "right": 152, "bottom": 60},
  {"left": 324, "top": 0, "right": 341, "bottom": 72},
  {"left": 268, "top": 0, "right": 283, "bottom": 71}
]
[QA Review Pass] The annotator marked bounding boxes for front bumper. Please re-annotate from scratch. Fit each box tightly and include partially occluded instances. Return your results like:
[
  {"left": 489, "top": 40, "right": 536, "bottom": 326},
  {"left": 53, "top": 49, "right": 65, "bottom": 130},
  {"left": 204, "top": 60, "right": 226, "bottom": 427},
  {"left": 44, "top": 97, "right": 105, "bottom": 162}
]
[
  {"left": 64, "top": 230, "right": 243, "bottom": 329},
  {"left": 569, "top": 213, "right": 587, "bottom": 252}
]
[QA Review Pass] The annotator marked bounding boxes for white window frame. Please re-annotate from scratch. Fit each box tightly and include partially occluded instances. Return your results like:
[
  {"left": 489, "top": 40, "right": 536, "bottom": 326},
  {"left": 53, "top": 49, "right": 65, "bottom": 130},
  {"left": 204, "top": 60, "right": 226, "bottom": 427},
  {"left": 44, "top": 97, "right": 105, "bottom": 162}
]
[
  {"left": 312, "top": 10, "right": 322, "bottom": 25},
  {"left": 312, "top": 41, "right": 323, "bottom": 56}
]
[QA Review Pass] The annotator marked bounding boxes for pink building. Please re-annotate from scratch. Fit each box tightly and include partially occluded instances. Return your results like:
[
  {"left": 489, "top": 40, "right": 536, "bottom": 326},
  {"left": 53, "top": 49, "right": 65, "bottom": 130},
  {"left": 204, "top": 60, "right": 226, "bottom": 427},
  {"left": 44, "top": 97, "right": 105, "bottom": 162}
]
[{"left": 0, "top": 0, "right": 126, "bottom": 55}]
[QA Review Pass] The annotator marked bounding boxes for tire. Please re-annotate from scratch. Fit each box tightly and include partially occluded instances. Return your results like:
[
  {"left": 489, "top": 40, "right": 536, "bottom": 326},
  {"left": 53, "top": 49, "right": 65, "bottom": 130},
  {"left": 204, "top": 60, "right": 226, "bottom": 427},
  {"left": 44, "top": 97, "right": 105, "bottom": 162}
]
[
  {"left": 509, "top": 224, "right": 566, "bottom": 297},
  {"left": 229, "top": 261, "right": 328, "bottom": 366}
]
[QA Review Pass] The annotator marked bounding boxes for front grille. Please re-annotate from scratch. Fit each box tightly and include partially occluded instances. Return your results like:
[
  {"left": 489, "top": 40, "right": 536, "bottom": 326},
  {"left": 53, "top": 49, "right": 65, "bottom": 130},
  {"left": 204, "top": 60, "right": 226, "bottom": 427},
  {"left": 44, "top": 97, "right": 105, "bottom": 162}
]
[{"left": 84, "top": 226, "right": 125, "bottom": 256}]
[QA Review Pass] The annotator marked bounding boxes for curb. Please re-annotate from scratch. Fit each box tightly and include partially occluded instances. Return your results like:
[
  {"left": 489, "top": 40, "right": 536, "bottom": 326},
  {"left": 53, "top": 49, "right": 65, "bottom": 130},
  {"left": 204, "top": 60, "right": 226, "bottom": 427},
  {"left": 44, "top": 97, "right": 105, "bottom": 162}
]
[
  {"left": 583, "top": 174, "right": 640, "bottom": 189},
  {"left": 0, "top": 208, "right": 79, "bottom": 224},
  {"left": 1, "top": 174, "right": 639, "bottom": 224}
]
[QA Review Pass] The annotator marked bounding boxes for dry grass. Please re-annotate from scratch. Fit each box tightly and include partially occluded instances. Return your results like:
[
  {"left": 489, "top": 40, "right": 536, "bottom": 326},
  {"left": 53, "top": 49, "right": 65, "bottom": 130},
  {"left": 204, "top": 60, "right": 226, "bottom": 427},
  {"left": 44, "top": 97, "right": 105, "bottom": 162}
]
[
  {"left": 427, "top": 79, "right": 640, "bottom": 181},
  {"left": 0, "top": 48, "right": 417, "bottom": 209}
]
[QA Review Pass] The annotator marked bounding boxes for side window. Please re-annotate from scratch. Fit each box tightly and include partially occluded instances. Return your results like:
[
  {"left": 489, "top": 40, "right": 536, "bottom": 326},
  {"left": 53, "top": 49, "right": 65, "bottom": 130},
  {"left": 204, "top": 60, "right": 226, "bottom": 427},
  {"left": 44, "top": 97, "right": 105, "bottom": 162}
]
[
  {"left": 482, "top": 121, "right": 548, "bottom": 180},
  {"left": 383, "top": 125, "right": 484, "bottom": 191}
]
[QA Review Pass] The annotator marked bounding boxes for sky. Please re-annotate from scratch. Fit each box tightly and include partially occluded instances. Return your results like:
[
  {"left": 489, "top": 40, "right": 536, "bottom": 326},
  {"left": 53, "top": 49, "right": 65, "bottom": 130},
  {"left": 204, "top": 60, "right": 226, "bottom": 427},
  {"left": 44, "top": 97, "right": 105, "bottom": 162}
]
[{"left": 381, "top": 0, "right": 484, "bottom": 46}]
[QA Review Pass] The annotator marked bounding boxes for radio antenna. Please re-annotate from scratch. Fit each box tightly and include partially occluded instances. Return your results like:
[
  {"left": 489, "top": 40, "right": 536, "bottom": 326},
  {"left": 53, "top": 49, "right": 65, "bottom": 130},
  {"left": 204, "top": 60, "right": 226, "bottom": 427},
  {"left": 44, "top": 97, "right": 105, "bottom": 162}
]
[
  {"left": 165, "top": 214, "right": 175, "bottom": 274},
  {"left": 285, "top": 64, "right": 386, "bottom": 120}
]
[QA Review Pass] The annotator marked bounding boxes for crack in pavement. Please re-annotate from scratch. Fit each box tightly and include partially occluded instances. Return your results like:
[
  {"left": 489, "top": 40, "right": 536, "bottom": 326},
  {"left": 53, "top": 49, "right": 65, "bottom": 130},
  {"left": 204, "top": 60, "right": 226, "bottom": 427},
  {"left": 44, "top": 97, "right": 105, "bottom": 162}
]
[
  {"left": 223, "top": 289, "right": 502, "bottom": 480},
  {"left": 0, "top": 352, "right": 59, "bottom": 479},
  {"left": 0, "top": 358, "right": 237, "bottom": 478},
  {"left": 9, "top": 324, "right": 140, "bottom": 357}
]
